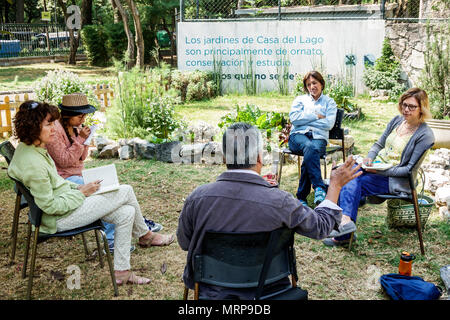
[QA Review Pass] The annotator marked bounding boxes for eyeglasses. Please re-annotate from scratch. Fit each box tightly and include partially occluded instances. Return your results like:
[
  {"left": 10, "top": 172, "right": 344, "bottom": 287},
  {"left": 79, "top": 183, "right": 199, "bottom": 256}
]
[
  {"left": 401, "top": 102, "right": 419, "bottom": 111},
  {"left": 26, "top": 102, "right": 39, "bottom": 110}
]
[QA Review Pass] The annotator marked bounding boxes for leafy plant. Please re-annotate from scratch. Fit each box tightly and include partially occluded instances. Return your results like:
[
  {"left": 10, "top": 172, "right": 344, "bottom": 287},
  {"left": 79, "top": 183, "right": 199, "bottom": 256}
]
[
  {"left": 363, "top": 38, "right": 405, "bottom": 101},
  {"left": 81, "top": 25, "right": 110, "bottom": 67},
  {"left": 420, "top": 22, "right": 450, "bottom": 119},
  {"left": 32, "top": 69, "right": 98, "bottom": 108},
  {"left": 218, "top": 103, "right": 288, "bottom": 151}
]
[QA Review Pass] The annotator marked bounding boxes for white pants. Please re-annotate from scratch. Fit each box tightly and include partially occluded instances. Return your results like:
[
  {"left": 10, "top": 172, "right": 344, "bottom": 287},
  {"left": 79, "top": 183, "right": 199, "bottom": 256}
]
[{"left": 56, "top": 185, "right": 149, "bottom": 271}]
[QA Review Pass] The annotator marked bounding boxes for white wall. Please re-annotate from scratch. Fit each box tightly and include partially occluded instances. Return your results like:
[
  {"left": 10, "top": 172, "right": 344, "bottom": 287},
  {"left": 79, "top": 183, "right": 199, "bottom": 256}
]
[{"left": 177, "top": 20, "right": 385, "bottom": 94}]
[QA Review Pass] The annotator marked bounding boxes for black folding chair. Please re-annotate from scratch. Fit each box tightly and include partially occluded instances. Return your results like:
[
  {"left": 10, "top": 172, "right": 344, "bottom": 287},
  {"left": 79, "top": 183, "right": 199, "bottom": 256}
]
[
  {"left": 278, "top": 108, "right": 346, "bottom": 185},
  {"left": 183, "top": 227, "right": 308, "bottom": 300},
  {"left": 353, "top": 148, "right": 434, "bottom": 255},
  {"left": 9, "top": 176, "right": 118, "bottom": 299},
  {"left": 0, "top": 141, "right": 29, "bottom": 263}
]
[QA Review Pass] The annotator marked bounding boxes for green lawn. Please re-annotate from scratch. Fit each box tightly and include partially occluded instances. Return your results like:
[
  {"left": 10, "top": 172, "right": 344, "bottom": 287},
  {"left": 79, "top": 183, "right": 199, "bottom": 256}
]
[
  {"left": 0, "top": 61, "right": 115, "bottom": 92},
  {"left": 0, "top": 83, "right": 448, "bottom": 300}
]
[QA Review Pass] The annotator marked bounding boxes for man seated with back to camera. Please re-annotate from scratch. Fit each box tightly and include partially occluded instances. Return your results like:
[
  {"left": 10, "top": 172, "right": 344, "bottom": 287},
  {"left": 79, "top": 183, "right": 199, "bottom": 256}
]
[{"left": 177, "top": 122, "right": 362, "bottom": 300}]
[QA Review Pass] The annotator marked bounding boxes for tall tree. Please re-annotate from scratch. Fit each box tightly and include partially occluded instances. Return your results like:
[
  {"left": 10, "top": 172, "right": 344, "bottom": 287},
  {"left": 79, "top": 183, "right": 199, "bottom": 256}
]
[
  {"left": 16, "top": 0, "right": 25, "bottom": 22},
  {"left": 81, "top": 0, "right": 93, "bottom": 26},
  {"left": 112, "top": 0, "right": 135, "bottom": 69},
  {"left": 125, "top": 0, "right": 144, "bottom": 68},
  {"left": 57, "top": 0, "right": 80, "bottom": 65}
]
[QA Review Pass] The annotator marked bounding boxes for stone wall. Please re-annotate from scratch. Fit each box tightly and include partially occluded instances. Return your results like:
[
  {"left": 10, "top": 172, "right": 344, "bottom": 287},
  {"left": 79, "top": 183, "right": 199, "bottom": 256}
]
[{"left": 385, "top": 14, "right": 449, "bottom": 88}]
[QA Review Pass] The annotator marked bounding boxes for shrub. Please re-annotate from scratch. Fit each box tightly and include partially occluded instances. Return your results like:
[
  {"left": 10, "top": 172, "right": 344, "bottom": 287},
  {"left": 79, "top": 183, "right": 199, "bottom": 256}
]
[
  {"left": 218, "top": 104, "right": 288, "bottom": 151},
  {"left": 106, "top": 67, "right": 184, "bottom": 142},
  {"left": 363, "top": 38, "right": 405, "bottom": 101},
  {"left": 172, "top": 70, "right": 217, "bottom": 102},
  {"left": 420, "top": 22, "right": 450, "bottom": 119},
  {"left": 81, "top": 25, "right": 110, "bottom": 67},
  {"left": 33, "top": 69, "right": 98, "bottom": 107},
  {"left": 104, "top": 22, "right": 128, "bottom": 62}
]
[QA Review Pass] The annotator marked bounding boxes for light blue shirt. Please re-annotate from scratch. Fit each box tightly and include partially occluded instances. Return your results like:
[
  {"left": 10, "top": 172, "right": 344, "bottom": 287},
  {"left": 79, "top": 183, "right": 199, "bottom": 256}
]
[{"left": 289, "top": 93, "right": 337, "bottom": 143}]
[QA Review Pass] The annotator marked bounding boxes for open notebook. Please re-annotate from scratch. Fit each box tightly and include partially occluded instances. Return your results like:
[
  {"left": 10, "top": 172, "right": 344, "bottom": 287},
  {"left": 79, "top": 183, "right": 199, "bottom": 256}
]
[
  {"left": 82, "top": 164, "right": 120, "bottom": 195},
  {"left": 361, "top": 162, "right": 393, "bottom": 171}
]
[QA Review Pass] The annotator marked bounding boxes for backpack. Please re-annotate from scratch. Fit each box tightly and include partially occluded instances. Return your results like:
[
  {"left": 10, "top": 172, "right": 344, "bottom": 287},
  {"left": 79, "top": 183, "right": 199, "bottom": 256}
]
[{"left": 380, "top": 273, "right": 442, "bottom": 300}]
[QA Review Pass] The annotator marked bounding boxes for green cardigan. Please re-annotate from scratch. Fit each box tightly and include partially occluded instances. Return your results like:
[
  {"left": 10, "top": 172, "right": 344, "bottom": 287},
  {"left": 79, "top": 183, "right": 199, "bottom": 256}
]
[{"left": 8, "top": 142, "right": 86, "bottom": 234}]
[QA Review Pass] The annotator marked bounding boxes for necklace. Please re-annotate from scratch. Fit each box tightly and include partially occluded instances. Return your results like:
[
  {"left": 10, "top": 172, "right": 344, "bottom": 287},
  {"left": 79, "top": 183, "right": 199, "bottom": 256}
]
[{"left": 398, "top": 120, "right": 419, "bottom": 136}]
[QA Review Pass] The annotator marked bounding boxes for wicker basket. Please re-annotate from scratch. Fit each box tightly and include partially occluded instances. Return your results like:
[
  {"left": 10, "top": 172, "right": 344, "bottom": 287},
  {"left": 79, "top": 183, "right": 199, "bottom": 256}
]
[{"left": 386, "top": 195, "right": 434, "bottom": 229}]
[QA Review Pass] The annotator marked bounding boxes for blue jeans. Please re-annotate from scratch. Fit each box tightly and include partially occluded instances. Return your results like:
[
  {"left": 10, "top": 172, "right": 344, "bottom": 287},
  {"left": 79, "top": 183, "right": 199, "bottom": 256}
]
[
  {"left": 65, "top": 175, "right": 115, "bottom": 243},
  {"left": 288, "top": 132, "right": 327, "bottom": 201},
  {"left": 335, "top": 167, "right": 389, "bottom": 240}
]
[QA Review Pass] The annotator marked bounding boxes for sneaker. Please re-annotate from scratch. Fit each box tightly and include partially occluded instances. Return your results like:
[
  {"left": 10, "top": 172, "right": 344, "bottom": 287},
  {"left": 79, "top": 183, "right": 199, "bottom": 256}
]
[
  {"left": 323, "top": 234, "right": 357, "bottom": 247},
  {"left": 144, "top": 218, "right": 163, "bottom": 232},
  {"left": 108, "top": 241, "right": 135, "bottom": 254},
  {"left": 314, "top": 187, "right": 326, "bottom": 205},
  {"left": 299, "top": 199, "right": 309, "bottom": 208}
]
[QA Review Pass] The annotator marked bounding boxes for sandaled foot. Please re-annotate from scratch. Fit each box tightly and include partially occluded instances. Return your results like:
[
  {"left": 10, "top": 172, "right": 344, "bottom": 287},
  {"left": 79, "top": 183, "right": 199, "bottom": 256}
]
[
  {"left": 138, "top": 233, "right": 175, "bottom": 248},
  {"left": 115, "top": 271, "right": 150, "bottom": 285}
]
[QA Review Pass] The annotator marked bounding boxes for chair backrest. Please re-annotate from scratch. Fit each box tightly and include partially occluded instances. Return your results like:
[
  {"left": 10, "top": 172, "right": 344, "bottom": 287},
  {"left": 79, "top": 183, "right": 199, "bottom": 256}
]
[
  {"left": 8, "top": 176, "right": 43, "bottom": 228},
  {"left": 329, "top": 108, "right": 345, "bottom": 140},
  {"left": 194, "top": 227, "right": 296, "bottom": 291},
  {"left": 0, "top": 141, "right": 15, "bottom": 165}
]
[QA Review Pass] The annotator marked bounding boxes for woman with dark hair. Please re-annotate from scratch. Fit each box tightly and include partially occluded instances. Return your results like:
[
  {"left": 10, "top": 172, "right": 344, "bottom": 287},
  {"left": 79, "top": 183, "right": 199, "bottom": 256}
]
[
  {"left": 288, "top": 71, "right": 337, "bottom": 207},
  {"left": 45, "top": 93, "right": 163, "bottom": 252},
  {"left": 323, "top": 87, "right": 435, "bottom": 246},
  {"left": 8, "top": 100, "right": 175, "bottom": 285}
]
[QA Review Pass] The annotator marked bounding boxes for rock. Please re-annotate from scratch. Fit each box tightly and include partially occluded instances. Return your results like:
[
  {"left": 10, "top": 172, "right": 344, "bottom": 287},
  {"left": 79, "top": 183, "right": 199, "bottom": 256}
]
[
  {"left": 179, "top": 143, "right": 206, "bottom": 163},
  {"left": 424, "top": 171, "right": 450, "bottom": 193},
  {"left": 98, "top": 144, "right": 119, "bottom": 158},
  {"left": 119, "top": 145, "right": 134, "bottom": 160},
  {"left": 95, "top": 136, "right": 112, "bottom": 152},
  {"left": 134, "top": 140, "right": 157, "bottom": 160},
  {"left": 118, "top": 139, "right": 129, "bottom": 146},
  {"left": 202, "top": 142, "right": 223, "bottom": 164},
  {"left": 157, "top": 141, "right": 182, "bottom": 163},
  {"left": 435, "top": 187, "right": 450, "bottom": 207},
  {"left": 188, "top": 121, "right": 218, "bottom": 143},
  {"left": 89, "top": 148, "right": 99, "bottom": 158},
  {"left": 439, "top": 206, "right": 449, "bottom": 221}
]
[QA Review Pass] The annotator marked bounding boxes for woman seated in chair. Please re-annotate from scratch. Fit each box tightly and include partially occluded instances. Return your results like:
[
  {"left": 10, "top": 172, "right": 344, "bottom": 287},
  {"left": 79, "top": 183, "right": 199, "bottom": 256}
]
[
  {"left": 8, "top": 100, "right": 175, "bottom": 285},
  {"left": 323, "top": 88, "right": 435, "bottom": 246},
  {"left": 288, "top": 71, "right": 337, "bottom": 206},
  {"left": 45, "top": 93, "right": 163, "bottom": 252}
]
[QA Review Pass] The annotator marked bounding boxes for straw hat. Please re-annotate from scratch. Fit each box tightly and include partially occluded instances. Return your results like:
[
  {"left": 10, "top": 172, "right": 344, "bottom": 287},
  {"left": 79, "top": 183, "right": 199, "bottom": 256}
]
[{"left": 58, "top": 93, "right": 96, "bottom": 114}]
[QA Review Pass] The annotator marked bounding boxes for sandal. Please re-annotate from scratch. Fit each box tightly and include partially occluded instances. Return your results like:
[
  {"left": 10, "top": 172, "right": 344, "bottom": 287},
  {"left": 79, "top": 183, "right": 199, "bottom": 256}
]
[
  {"left": 115, "top": 271, "right": 150, "bottom": 285},
  {"left": 138, "top": 233, "right": 175, "bottom": 248}
]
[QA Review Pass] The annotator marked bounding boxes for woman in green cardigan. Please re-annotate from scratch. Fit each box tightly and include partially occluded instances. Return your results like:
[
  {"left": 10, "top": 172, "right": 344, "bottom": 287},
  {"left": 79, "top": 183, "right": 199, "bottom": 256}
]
[{"left": 8, "top": 100, "right": 175, "bottom": 285}]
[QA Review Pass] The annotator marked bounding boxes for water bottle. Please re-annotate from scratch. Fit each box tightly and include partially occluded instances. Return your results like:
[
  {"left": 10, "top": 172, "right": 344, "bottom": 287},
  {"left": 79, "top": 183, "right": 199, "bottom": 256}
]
[{"left": 399, "top": 251, "right": 416, "bottom": 276}]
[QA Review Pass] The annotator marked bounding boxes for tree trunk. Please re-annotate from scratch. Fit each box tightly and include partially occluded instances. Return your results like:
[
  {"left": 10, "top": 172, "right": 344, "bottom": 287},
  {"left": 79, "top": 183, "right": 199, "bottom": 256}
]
[
  {"left": 113, "top": 0, "right": 135, "bottom": 69},
  {"left": 81, "top": 0, "right": 93, "bottom": 26},
  {"left": 125, "top": 0, "right": 144, "bottom": 68},
  {"left": 16, "top": 0, "right": 25, "bottom": 23},
  {"left": 58, "top": 0, "right": 80, "bottom": 65},
  {"left": 110, "top": 0, "right": 121, "bottom": 23}
]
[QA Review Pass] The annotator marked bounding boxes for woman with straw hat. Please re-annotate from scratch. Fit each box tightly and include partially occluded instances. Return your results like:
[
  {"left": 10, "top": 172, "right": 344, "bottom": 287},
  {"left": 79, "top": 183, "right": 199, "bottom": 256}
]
[{"left": 46, "top": 93, "right": 164, "bottom": 253}]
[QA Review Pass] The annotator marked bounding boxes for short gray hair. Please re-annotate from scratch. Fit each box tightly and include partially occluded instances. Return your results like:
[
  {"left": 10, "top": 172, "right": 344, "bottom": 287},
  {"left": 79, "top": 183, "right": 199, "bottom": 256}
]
[{"left": 222, "top": 122, "right": 263, "bottom": 169}]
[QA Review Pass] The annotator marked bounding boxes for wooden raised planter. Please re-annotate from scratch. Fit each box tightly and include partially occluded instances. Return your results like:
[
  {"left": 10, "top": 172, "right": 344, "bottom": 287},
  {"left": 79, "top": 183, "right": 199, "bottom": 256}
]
[{"left": 426, "top": 119, "right": 450, "bottom": 149}]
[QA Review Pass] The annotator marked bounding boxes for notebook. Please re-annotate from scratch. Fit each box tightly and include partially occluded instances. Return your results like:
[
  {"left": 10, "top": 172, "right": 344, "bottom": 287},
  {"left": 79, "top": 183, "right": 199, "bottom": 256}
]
[
  {"left": 361, "top": 162, "right": 393, "bottom": 171},
  {"left": 82, "top": 164, "right": 120, "bottom": 195}
]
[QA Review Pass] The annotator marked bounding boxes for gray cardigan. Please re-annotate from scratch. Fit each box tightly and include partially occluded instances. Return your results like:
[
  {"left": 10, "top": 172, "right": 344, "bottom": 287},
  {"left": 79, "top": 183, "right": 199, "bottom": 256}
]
[{"left": 367, "top": 115, "right": 435, "bottom": 198}]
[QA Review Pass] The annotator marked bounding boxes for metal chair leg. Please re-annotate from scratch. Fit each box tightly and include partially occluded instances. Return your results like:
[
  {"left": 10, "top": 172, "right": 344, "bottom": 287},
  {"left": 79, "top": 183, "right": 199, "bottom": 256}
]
[
  {"left": 348, "top": 232, "right": 355, "bottom": 251},
  {"left": 10, "top": 193, "right": 21, "bottom": 263},
  {"left": 26, "top": 227, "right": 40, "bottom": 300},
  {"left": 183, "top": 287, "right": 189, "bottom": 300},
  {"left": 99, "top": 230, "right": 118, "bottom": 296},
  {"left": 81, "top": 233, "right": 90, "bottom": 258},
  {"left": 94, "top": 230, "right": 104, "bottom": 268},
  {"left": 411, "top": 189, "right": 425, "bottom": 255},
  {"left": 22, "top": 220, "right": 32, "bottom": 279},
  {"left": 194, "top": 283, "right": 199, "bottom": 300},
  {"left": 297, "top": 156, "right": 301, "bottom": 179},
  {"left": 323, "top": 156, "right": 327, "bottom": 180},
  {"left": 278, "top": 152, "right": 284, "bottom": 185}
]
